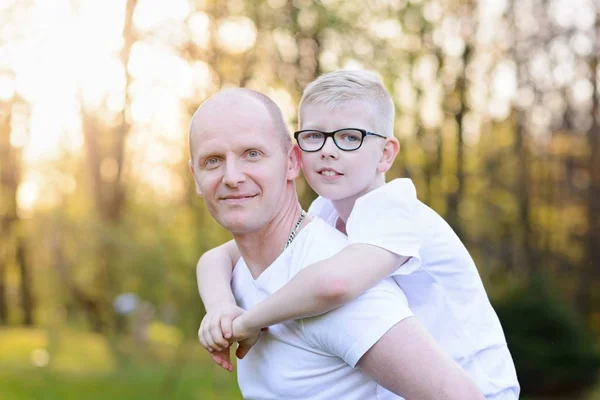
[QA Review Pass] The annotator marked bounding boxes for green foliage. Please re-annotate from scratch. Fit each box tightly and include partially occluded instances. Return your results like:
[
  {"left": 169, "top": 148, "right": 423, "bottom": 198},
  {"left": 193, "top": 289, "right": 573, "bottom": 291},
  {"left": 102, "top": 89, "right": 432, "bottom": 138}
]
[{"left": 494, "top": 277, "right": 600, "bottom": 397}]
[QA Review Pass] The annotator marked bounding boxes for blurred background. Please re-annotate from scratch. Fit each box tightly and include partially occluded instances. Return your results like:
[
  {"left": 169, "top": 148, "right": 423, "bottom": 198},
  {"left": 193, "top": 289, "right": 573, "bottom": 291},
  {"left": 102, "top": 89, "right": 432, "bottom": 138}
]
[{"left": 0, "top": 0, "right": 599, "bottom": 398}]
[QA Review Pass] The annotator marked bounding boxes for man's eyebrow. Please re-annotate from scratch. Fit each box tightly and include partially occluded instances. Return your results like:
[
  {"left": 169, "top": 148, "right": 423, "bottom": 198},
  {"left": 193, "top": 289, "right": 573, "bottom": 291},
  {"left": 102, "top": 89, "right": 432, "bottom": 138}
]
[{"left": 195, "top": 151, "right": 217, "bottom": 165}]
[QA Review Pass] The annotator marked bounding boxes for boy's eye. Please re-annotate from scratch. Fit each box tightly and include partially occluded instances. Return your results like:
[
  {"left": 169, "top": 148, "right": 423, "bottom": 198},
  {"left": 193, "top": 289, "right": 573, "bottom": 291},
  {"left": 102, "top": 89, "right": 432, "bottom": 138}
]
[
  {"left": 337, "top": 131, "right": 361, "bottom": 142},
  {"left": 301, "top": 131, "right": 324, "bottom": 141}
]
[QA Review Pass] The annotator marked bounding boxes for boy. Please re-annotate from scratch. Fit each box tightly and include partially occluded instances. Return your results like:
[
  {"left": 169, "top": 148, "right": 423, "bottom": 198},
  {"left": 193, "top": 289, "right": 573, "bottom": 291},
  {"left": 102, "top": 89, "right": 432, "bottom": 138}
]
[{"left": 197, "top": 71, "right": 519, "bottom": 399}]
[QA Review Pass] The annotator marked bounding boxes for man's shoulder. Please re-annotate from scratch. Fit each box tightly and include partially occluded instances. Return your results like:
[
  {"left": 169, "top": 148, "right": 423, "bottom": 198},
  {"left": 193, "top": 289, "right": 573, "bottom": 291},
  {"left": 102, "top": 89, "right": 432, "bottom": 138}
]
[{"left": 288, "top": 218, "right": 348, "bottom": 273}]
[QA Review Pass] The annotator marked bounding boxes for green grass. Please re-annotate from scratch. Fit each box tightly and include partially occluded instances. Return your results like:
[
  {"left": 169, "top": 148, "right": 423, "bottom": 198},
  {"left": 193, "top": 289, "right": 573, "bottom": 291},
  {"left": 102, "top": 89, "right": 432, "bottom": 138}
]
[
  {"left": 0, "top": 364, "right": 241, "bottom": 400},
  {"left": 0, "top": 326, "right": 241, "bottom": 399},
  {"left": 2, "top": 327, "right": 600, "bottom": 400}
]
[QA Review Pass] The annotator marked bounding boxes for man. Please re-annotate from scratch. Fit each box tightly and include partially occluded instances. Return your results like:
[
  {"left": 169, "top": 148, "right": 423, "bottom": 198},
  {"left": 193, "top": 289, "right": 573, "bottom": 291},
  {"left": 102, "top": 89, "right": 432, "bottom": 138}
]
[{"left": 189, "top": 87, "right": 483, "bottom": 399}]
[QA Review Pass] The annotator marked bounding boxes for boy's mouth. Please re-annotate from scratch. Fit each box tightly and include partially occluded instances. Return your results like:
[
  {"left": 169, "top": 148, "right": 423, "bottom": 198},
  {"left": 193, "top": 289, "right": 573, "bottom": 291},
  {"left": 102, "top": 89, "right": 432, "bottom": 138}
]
[{"left": 317, "top": 168, "right": 343, "bottom": 177}]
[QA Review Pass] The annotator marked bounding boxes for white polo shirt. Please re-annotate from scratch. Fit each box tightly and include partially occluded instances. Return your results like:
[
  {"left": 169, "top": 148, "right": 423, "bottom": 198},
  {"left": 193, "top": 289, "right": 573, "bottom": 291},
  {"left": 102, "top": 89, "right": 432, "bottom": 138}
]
[
  {"left": 308, "top": 178, "right": 520, "bottom": 400},
  {"left": 231, "top": 218, "right": 413, "bottom": 400}
]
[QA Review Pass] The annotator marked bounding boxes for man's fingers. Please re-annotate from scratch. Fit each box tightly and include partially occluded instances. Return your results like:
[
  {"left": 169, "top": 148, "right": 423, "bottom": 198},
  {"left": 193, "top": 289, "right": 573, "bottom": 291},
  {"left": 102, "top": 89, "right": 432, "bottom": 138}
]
[
  {"left": 210, "top": 351, "right": 223, "bottom": 364},
  {"left": 236, "top": 344, "right": 250, "bottom": 360},
  {"left": 211, "top": 348, "right": 233, "bottom": 372}
]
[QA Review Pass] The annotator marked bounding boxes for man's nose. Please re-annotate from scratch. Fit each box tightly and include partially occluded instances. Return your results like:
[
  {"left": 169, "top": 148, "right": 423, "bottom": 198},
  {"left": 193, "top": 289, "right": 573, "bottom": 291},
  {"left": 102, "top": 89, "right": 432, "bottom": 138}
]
[
  {"left": 222, "top": 158, "right": 246, "bottom": 188},
  {"left": 320, "top": 136, "right": 339, "bottom": 159}
]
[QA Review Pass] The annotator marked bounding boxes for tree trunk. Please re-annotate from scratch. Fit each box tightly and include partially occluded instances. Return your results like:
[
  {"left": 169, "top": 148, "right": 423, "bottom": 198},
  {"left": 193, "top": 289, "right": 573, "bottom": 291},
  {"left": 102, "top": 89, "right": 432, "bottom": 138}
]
[
  {"left": 579, "top": 23, "right": 600, "bottom": 316},
  {"left": 16, "top": 237, "right": 33, "bottom": 325},
  {"left": 0, "top": 100, "right": 15, "bottom": 324},
  {"left": 77, "top": 0, "right": 138, "bottom": 333},
  {"left": 446, "top": 44, "right": 472, "bottom": 239},
  {"left": 514, "top": 112, "right": 537, "bottom": 276}
]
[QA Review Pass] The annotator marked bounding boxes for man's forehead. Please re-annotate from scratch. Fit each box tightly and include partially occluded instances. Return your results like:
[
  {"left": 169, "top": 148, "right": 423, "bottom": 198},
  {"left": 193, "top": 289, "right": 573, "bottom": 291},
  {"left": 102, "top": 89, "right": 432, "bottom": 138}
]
[{"left": 191, "top": 95, "right": 273, "bottom": 144}]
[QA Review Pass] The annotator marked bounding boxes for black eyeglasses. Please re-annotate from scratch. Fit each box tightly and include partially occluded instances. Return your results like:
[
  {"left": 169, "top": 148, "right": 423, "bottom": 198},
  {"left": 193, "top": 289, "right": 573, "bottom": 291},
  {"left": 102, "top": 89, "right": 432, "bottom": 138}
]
[{"left": 293, "top": 128, "right": 387, "bottom": 152}]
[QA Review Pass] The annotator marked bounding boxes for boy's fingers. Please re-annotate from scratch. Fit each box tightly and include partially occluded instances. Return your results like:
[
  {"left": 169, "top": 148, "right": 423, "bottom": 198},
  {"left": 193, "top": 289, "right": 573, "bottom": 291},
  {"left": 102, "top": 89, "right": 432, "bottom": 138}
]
[
  {"left": 198, "top": 326, "right": 210, "bottom": 350},
  {"left": 221, "top": 316, "right": 233, "bottom": 339},
  {"left": 209, "top": 323, "right": 228, "bottom": 350},
  {"left": 199, "top": 317, "right": 216, "bottom": 351}
]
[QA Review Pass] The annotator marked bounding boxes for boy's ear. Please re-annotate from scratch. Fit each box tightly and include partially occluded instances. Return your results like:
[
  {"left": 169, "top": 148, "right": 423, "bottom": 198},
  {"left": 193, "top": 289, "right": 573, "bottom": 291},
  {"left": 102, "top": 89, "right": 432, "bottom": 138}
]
[
  {"left": 377, "top": 137, "right": 399, "bottom": 173},
  {"left": 286, "top": 145, "right": 302, "bottom": 181},
  {"left": 189, "top": 160, "right": 203, "bottom": 197}
]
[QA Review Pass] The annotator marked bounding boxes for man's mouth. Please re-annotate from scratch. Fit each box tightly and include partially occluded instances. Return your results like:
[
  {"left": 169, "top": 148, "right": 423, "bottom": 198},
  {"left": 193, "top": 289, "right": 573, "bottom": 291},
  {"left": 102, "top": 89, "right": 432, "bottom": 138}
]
[{"left": 220, "top": 194, "right": 258, "bottom": 202}]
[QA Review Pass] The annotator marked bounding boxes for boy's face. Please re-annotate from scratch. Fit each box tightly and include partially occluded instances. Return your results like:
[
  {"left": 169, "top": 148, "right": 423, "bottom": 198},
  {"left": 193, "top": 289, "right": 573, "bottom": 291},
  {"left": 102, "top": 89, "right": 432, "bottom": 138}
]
[{"left": 299, "top": 101, "right": 389, "bottom": 203}]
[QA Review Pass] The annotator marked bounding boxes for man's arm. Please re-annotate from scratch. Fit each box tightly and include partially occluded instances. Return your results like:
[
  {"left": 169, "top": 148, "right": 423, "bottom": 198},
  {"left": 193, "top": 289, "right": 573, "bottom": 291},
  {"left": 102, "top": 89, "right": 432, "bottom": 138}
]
[
  {"left": 234, "top": 243, "right": 409, "bottom": 334},
  {"left": 357, "top": 317, "right": 484, "bottom": 400}
]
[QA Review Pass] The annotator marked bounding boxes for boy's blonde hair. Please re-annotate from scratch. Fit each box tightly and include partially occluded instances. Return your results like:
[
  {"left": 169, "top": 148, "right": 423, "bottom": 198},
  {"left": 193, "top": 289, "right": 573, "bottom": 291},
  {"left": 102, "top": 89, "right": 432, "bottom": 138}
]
[{"left": 298, "top": 70, "right": 395, "bottom": 137}]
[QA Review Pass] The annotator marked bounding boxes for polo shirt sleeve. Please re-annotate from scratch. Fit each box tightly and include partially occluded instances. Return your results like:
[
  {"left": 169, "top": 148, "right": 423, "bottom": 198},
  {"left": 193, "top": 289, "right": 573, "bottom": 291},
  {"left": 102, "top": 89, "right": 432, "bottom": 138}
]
[
  {"left": 300, "top": 279, "right": 414, "bottom": 367},
  {"left": 346, "top": 178, "right": 422, "bottom": 277}
]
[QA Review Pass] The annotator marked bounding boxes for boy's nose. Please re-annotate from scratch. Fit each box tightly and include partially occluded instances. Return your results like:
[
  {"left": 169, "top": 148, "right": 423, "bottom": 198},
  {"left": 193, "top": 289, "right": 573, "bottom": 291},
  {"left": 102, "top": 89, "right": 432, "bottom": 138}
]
[{"left": 320, "top": 136, "right": 339, "bottom": 159}]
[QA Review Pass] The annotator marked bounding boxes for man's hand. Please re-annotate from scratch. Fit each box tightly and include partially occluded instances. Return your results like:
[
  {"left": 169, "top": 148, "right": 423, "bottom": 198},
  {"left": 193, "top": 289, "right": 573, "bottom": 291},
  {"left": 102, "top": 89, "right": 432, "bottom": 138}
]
[
  {"left": 198, "top": 304, "right": 245, "bottom": 353},
  {"left": 208, "top": 346, "right": 234, "bottom": 372}
]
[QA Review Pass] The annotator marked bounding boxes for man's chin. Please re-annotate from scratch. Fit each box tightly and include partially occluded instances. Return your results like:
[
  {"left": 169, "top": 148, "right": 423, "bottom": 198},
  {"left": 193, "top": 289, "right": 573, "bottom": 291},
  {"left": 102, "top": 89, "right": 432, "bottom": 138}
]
[{"left": 219, "top": 218, "right": 259, "bottom": 236}]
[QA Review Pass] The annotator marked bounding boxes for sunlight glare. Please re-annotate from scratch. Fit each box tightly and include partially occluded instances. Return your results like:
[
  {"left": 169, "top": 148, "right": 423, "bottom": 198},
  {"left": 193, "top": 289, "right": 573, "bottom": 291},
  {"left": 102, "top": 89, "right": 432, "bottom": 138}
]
[
  {"left": 217, "top": 17, "right": 257, "bottom": 54},
  {"left": 492, "top": 61, "right": 517, "bottom": 101},
  {"left": 134, "top": 0, "right": 190, "bottom": 32},
  {"left": 189, "top": 12, "right": 211, "bottom": 49},
  {"left": 0, "top": 75, "right": 15, "bottom": 101},
  {"left": 17, "top": 180, "right": 39, "bottom": 217}
]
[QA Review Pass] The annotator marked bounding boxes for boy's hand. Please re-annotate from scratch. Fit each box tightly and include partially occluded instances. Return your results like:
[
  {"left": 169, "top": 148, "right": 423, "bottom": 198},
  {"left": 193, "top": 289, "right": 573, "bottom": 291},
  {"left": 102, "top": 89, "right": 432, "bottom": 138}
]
[
  {"left": 231, "top": 315, "right": 264, "bottom": 360},
  {"left": 198, "top": 304, "right": 245, "bottom": 353}
]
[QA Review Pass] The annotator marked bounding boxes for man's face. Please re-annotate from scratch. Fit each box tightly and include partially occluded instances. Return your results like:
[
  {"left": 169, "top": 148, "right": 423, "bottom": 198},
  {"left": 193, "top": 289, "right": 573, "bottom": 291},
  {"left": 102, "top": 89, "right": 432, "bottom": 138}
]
[
  {"left": 299, "top": 101, "right": 387, "bottom": 203},
  {"left": 190, "top": 97, "right": 296, "bottom": 235}
]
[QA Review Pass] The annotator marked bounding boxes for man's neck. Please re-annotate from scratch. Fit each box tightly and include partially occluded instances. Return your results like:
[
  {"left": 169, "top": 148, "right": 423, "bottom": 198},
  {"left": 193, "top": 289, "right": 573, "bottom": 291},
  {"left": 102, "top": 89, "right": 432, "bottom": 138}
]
[{"left": 234, "top": 192, "right": 306, "bottom": 279}]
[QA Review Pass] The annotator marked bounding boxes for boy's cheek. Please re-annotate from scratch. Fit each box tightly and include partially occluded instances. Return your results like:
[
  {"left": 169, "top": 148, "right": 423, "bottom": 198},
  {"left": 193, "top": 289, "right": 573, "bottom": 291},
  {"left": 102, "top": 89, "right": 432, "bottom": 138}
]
[{"left": 298, "top": 154, "right": 312, "bottom": 169}]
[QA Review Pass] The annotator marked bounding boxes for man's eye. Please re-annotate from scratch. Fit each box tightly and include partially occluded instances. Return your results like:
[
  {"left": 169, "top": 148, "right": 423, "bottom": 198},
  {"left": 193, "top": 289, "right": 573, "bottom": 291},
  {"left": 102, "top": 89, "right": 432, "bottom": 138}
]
[
  {"left": 247, "top": 150, "right": 261, "bottom": 158},
  {"left": 205, "top": 157, "right": 220, "bottom": 167}
]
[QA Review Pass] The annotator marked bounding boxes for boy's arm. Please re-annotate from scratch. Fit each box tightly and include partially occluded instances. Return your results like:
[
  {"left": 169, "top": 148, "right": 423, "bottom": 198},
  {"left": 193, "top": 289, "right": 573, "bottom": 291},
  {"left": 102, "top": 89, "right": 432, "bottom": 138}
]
[
  {"left": 197, "top": 240, "right": 243, "bottom": 366},
  {"left": 234, "top": 243, "right": 409, "bottom": 334},
  {"left": 196, "top": 239, "right": 240, "bottom": 311}
]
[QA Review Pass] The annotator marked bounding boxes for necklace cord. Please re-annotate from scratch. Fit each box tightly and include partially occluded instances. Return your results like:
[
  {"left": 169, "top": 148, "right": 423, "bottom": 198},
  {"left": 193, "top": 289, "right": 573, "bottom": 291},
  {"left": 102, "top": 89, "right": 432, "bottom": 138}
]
[{"left": 284, "top": 210, "right": 306, "bottom": 250}]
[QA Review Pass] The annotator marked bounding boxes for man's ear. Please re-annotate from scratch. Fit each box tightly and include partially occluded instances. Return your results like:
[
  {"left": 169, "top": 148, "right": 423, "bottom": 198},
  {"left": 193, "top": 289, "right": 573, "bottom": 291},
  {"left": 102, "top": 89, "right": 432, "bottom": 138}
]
[
  {"left": 189, "top": 160, "right": 203, "bottom": 196},
  {"left": 377, "top": 137, "right": 399, "bottom": 173},
  {"left": 286, "top": 145, "right": 302, "bottom": 181}
]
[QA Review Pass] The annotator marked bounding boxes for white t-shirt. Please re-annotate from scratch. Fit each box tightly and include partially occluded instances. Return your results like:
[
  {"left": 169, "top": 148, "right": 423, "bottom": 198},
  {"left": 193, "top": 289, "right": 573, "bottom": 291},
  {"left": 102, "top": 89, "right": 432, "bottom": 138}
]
[
  {"left": 231, "top": 218, "right": 413, "bottom": 400},
  {"left": 309, "top": 179, "right": 520, "bottom": 400}
]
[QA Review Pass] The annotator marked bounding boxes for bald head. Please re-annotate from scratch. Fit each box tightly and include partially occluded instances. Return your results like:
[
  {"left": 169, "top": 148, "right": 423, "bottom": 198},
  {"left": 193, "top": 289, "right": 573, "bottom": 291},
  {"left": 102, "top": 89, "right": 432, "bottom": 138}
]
[{"left": 189, "top": 88, "right": 292, "bottom": 162}]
